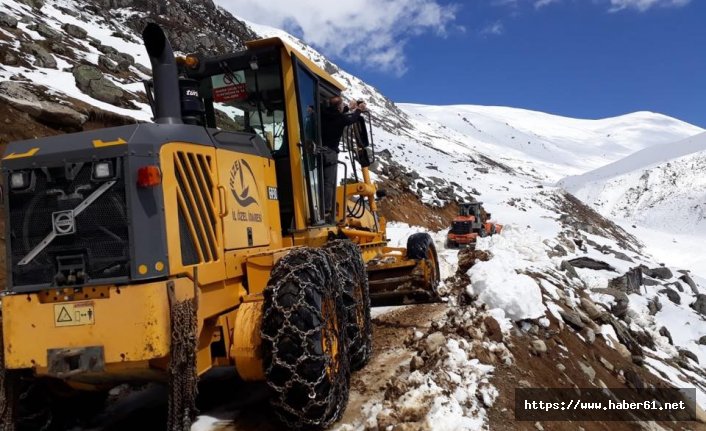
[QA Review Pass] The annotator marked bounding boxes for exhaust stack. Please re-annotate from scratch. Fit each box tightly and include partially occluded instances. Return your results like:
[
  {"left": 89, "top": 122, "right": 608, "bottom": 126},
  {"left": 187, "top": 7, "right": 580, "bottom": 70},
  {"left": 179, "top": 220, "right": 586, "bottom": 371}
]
[{"left": 142, "top": 23, "right": 182, "bottom": 125}]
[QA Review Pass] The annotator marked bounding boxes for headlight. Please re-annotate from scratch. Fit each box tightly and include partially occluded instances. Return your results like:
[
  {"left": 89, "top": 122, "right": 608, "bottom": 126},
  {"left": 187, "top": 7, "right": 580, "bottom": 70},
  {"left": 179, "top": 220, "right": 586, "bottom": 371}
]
[
  {"left": 93, "top": 161, "right": 113, "bottom": 179},
  {"left": 10, "top": 172, "right": 28, "bottom": 189}
]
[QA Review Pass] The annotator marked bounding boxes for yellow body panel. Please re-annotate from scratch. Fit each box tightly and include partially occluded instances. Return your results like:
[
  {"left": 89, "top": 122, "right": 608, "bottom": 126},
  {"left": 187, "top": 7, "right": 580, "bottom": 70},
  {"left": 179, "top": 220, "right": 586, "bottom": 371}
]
[
  {"left": 216, "top": 149, "right": 280, "bottom": 250},
  {"left": 161, "top": 143, "right": 226, "bottom": 285},
  {"left": 2, "top": 279, "right": 188, "bottom": 369}
]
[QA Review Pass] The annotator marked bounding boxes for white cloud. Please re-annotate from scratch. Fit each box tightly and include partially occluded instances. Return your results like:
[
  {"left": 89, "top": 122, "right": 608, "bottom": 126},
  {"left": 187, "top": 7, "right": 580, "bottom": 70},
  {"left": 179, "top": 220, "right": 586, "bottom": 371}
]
[
  {"left": 534, "top": 0, "right": 562, "bottom": 8},
  {"left": 608, "top": 0, "right": 691, "bottom": 12},
  {"left": 480, "top": 21, "right": 505, "bottom": 36},
  {"left": 216, "top": 0, "right": 458, "bottom": 76}
]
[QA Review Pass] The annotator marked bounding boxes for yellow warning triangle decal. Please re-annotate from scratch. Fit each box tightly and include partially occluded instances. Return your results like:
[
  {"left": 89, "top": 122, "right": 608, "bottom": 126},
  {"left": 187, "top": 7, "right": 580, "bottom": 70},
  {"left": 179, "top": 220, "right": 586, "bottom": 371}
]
[{"left": 57, "top": 307, "right": 72, "bottom": 323}]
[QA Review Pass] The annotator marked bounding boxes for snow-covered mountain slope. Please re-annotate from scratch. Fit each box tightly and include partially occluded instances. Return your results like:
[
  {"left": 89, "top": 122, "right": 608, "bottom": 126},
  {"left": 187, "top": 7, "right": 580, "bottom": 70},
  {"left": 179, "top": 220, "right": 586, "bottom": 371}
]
[
  {"left": 559, "top": 132, "right": 706, "bottom": 277},
  {"left": 560, "top": 131, "right": 706, "bottom": 232},
  {"left": 401, "top": 104, "right": 703, "bottom": 178},
  {"left": 2, "top": 1, "right": 706, "bottom": 429}
]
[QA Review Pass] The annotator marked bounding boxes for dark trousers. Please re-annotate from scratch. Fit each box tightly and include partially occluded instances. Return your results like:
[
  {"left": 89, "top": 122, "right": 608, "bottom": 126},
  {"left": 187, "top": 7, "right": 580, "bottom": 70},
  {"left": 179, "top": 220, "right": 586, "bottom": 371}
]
[{"left": 322, "top": 147, "right": 338, "bottom": 216}]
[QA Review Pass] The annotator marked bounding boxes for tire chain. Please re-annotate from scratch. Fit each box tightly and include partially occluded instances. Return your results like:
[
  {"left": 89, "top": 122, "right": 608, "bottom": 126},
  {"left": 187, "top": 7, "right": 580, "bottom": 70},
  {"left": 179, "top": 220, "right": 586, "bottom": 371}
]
[
  {"left": 324, "top": 240, "right": 372, "bottom": 370},
  {"left": 261, "top": 247, "right": 350, "bottom": 429},
  {"left": 167, "top": 285, "right": 199, "bottom": 431}
]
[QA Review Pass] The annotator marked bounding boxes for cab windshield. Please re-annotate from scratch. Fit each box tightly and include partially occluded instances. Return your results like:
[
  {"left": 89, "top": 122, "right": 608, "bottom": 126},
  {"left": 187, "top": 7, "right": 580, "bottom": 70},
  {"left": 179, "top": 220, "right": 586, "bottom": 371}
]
[{"left": 200, "top": 60, "right": 286, "bottom": 152}]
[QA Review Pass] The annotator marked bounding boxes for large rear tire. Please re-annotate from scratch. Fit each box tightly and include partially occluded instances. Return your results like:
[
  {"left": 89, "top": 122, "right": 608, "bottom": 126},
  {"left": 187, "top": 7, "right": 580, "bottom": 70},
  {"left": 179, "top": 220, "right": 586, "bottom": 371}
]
[
  {"left": 261, "top": 247, "right": 350, "bottom": 429},
  {"left": 324, "top": 240, "right": 372, "bottom": 371},
  {"left": 407, "top": 232, "right": 441, "bottom": 290}
]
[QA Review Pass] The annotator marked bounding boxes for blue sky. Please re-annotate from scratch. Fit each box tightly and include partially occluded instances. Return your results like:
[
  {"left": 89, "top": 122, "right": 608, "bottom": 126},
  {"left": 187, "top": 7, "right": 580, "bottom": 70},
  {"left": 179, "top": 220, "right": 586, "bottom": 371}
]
[{"left": 223, "top": 0, "right": 705, "bottom": 127}]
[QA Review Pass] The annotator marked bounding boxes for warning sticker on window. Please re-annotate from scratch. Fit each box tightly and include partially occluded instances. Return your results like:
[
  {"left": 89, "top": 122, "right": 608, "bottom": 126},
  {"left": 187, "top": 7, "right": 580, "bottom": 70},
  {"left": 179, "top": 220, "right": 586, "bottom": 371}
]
[
  {"left": 212, "top": 72, "right": 247, "bottom": 103},
  {"left": 54, "top": 302, "right": 95, "bottom": 327}
]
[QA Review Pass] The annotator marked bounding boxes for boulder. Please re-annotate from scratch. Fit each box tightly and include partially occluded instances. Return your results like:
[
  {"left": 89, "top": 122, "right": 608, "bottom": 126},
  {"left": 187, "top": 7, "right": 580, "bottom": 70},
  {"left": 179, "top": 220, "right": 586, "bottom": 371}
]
[
  {"left": 659, "top": 288, "right": 680, "bottom": 305},
  {"left": 26, "top": 43, "right": 56, "bottom": 69},
  {"left": 50, "top": 43, "right": 68, "bottom": 55},
  {"left": 134, "top": 63, "right": 152, "bottom": 76},
  {"left": 580, "top": 297, "right": 603, "bottom": 320},
  {"left": 609, "top": 267, "right": 642, "bottom": 294},
  {"left": 668, "top": 281, "right": 684, "bottom": 293},
  {"left": 642, "top": 276, "right": 661, "bottom": 287},
  {"left": 61, "top": 23, "right": 87, "bottom": 39},
  {"left": 409, "top": 355, "right": 424, "bottom": 371},
  {"left": 0, "top": 81, "right": 87, "bottom": 127},
  {"left": 644, "top": 266, "right": 673, "bottom": 280},
  {"left": 73, "top": 65, "right": 124, "bottom": 104},
  {"left": 568, "top": 257, "right": 616, "bottom": 272},
  {"left": 98, "top": 55, "right": 120, "bottom": 73},
  {"left": 599, "top": 357, "right": 614, "bottom": 372},
  {"left": 530, "top": 339, "right": 547, "bottom": 355},
  {"left": 624, "top": 369, "right": 644, "bottom": 389},
  {"left": 106, "top": 52, "right": 134, "bottom": 71},
  {"left": 679, "top": 274, "right": 699, "bottom": 295},
  {"left": 3, "top": 51, "right": 19, "bottom": 66},
  {"left": 583, "top": 328, "right": 596, "bottom": 344},
  {"left": 87, "top": 36, "right": 102, "bottom": 48},
  {"left": 560, "top": 260, "right": 580, "bottom": 280},
  {"left": 612, "top": 251, "right": 634, "bottom": 263},
  {"left": 29, "top": 22, "right": 61, "bottom": 40},
  {"left": 679, "top": 349, "right": 699, "bottom": 364},
  {"left": 659, "top": 327, "right": 673, "bottom": 345},
  {"left": 549, "top": 243, "right": 567, "bottom": 258},
  {"left": 647, "top": 296, "right": 662, "bottom": 316},
  {"left": 611, "top": 293, "right": 629, "bottom": 319},
  {"left": 691, "top": 294, "right": 706, "bottom": 316},
  {"left": 698, "top": 336, "right": 706, "bottom": 346},
  {"left": 0, "top": 12, "right": 18, "bottom": 28},
  {"left": 607, "top": 315, "right": 643, "bottom": 356},
  {"left": 559, "top": 309, "right": 585, "bottom": 330},
  {"left": 16, "top": 0, "right": 44, "bottom": 8},
  {"left": 424, "top": 332, "right": 446, "bottom": 354}
]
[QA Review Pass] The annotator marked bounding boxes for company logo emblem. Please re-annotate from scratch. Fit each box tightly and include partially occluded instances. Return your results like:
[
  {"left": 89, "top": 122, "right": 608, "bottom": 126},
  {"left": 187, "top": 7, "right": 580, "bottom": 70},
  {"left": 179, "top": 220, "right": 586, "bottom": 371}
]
[
  {"left": 52, "top": 211, "right": 75, "bottom": 236},
  {"left": 229, "top": 160, "right": 260, "bottom": 208}
]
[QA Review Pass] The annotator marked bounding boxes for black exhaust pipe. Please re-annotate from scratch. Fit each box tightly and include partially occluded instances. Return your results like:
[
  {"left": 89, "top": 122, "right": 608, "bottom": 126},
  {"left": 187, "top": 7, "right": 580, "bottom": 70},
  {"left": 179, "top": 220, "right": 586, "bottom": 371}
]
[{"left": 142, "top": 23, "right": 182, "bottom": 125}]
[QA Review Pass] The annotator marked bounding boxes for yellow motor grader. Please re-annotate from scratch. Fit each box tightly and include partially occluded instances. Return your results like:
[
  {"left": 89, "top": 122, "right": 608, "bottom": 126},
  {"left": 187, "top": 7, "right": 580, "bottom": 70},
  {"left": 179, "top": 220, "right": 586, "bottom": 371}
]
[{"left": 0, "top": 24, "right": 440, "bottom": 429}]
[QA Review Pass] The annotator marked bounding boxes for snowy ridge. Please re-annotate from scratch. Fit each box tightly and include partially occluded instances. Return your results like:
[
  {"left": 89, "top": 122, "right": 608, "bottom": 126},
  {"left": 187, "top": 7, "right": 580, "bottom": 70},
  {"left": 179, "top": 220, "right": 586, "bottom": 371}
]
[
  {"left": 2, "top": 1, "right": 706, "bottom": 429},
  {"left": 559, "top": 132, "right": 706, "bottom": 273}
]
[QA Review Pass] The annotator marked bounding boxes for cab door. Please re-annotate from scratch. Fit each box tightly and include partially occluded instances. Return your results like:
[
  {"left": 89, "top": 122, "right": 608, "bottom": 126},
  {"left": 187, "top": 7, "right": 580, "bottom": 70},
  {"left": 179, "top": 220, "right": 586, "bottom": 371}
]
[{"left": 292, "top": 56, "right": 326, "bottom": 225}]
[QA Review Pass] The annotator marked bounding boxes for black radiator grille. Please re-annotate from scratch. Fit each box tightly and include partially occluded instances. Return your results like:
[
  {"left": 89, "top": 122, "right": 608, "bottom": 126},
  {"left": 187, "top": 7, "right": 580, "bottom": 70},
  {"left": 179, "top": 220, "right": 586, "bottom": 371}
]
[
  {"left": 450, "top": 221, "right": 473, "bottom": 235},
  {"left": 8, "top": 161, "right": 129, "bottom": 289}
]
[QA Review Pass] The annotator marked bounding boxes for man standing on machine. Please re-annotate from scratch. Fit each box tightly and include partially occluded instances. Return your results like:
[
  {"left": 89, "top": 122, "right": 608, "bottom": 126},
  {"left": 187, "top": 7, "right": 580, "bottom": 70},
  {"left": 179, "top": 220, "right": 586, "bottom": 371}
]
[{"left": 320, "top": 96, "right": 366, "bottom": 222}]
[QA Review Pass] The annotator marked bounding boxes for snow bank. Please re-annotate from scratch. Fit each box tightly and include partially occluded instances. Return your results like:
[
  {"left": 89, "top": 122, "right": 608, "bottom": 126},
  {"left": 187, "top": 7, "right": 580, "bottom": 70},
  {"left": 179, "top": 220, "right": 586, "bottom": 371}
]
[{"left": 466, "top": 225, "right": 548, "bottom": 320}]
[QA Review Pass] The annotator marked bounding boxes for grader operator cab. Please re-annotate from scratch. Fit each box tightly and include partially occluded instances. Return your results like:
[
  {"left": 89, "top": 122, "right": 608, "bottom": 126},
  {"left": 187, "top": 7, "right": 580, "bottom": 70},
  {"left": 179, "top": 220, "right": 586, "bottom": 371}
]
[
  {"left": 0, "top": 24, "right": 440, "bottom": 430},
  {"left": 445, "top": 202, "right": 503, "bottom": 249}
]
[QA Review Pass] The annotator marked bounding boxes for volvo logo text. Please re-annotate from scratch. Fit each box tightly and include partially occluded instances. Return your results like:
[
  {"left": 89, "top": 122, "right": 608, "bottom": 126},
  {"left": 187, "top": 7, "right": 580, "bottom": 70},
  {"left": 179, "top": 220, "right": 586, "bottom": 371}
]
[{"left": 52, "top": 211, "right": 76, "bottom": 236}]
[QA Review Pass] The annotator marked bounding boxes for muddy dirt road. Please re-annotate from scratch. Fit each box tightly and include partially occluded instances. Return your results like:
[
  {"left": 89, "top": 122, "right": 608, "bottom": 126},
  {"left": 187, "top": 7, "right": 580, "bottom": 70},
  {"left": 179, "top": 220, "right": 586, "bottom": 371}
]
[{"left": 75, "top": 304, "right": 448, "bottom": 431}]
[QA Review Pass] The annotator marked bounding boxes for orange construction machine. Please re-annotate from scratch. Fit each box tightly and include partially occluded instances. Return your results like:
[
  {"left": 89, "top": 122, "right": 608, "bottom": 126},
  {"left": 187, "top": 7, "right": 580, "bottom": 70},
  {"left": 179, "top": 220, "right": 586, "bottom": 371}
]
[{"left": 445, "top": 202, "right": 502, "bottom": 248}]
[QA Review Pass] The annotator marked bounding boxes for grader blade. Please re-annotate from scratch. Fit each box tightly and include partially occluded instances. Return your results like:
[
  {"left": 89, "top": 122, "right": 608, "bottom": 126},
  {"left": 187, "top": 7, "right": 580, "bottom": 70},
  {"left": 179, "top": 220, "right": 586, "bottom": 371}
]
[{"left": 366, "top": 249, "right": 441, "bottom": 307}]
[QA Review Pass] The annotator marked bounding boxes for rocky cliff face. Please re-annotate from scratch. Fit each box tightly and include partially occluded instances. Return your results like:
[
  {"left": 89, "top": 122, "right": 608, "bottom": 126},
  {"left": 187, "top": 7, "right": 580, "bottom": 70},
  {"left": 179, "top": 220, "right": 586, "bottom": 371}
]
[{"left": 0, "top": 0, "right": 256, "bottom": 144}]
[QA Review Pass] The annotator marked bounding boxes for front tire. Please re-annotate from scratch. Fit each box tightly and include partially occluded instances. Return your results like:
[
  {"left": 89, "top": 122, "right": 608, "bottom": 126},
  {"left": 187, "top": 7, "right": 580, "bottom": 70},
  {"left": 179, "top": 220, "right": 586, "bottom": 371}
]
[
  {"left": 407, "top": 233, "right": 441, "bottom": 292},
  {"left": 324, "top": 240, "right": 372, "bottom": 371},
  {"left": 261, "top": 247, "right": 350, "bottom": 429}
]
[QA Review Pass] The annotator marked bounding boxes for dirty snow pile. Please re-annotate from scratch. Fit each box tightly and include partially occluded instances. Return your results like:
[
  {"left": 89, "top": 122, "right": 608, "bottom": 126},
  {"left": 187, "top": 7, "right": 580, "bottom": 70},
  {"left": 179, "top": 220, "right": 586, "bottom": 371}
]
[
  {"left": 337, "top": 307, "right": 510, "bottom": 431},
  {"left": 466, "top": 225, "right": 548, "bottom": 321}
]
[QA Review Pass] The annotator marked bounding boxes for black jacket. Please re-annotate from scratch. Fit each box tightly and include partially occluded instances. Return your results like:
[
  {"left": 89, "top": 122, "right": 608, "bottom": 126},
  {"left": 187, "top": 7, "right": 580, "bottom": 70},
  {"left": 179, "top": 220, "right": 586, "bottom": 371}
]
[{"left": 321, "top": 106, "right": 362, "bottom": 152}]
